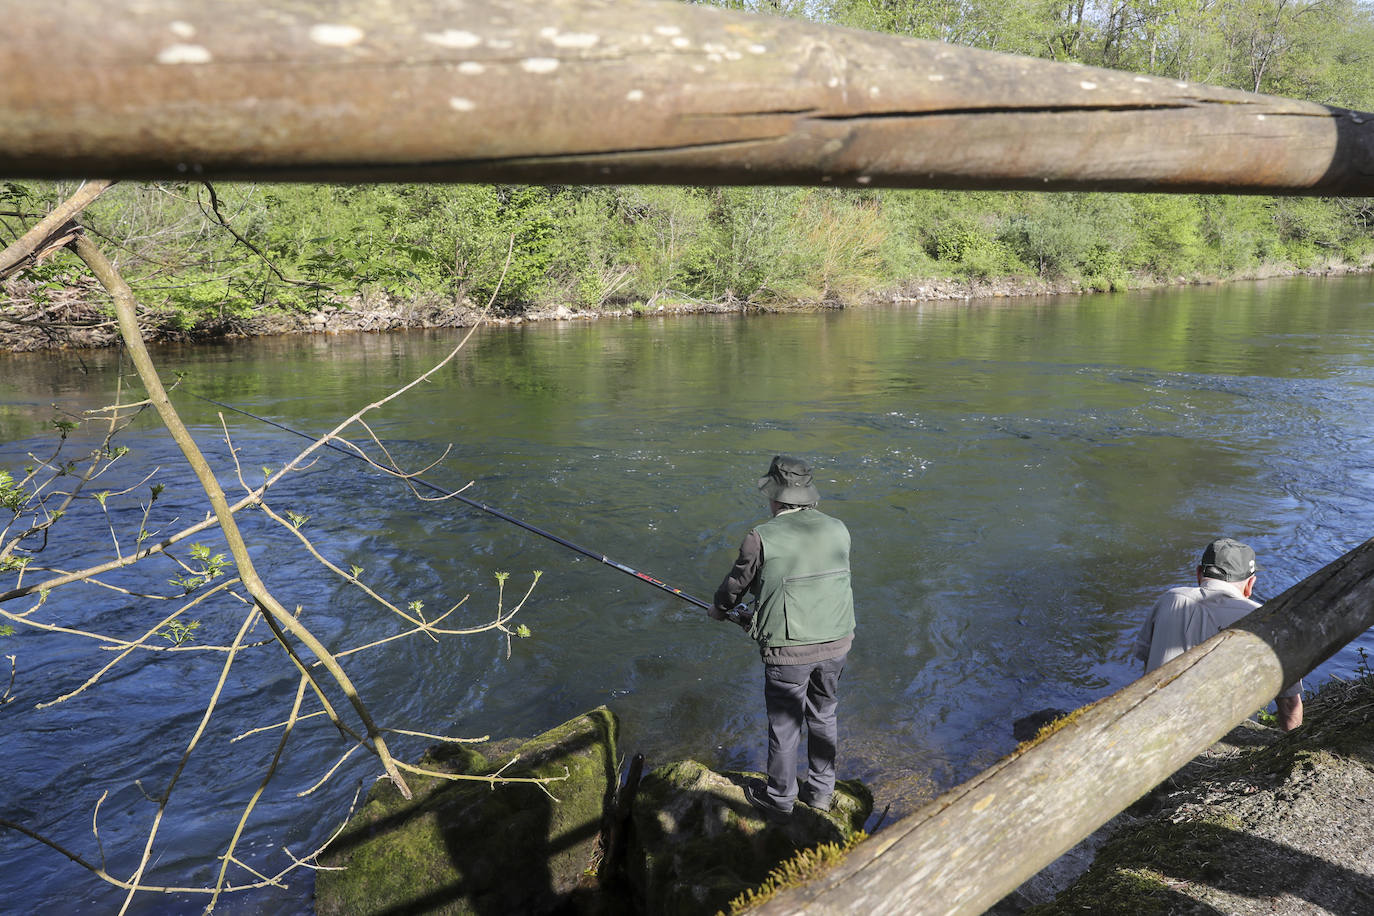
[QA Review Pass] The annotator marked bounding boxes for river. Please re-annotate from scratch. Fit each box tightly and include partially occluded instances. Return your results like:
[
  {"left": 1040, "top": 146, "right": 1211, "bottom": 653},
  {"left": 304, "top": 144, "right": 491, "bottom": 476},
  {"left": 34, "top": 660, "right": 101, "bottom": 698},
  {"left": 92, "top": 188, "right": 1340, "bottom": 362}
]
[{"left": 2, "top": 275, "right": 1373, "bottom": 913}]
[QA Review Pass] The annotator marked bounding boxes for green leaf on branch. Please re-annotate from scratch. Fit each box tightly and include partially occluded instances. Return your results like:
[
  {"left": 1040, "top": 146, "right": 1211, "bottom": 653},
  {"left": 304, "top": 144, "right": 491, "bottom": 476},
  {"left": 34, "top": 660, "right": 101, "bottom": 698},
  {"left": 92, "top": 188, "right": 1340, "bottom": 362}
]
[
  {"left": 0, "top": 471, "right": 26, "bottom": 513},
  {"left": 159, "top": 619, "right": 201, "bottom": 646},
  {"left": 169, "top": 544, "right": 227, "bottom": 594}
]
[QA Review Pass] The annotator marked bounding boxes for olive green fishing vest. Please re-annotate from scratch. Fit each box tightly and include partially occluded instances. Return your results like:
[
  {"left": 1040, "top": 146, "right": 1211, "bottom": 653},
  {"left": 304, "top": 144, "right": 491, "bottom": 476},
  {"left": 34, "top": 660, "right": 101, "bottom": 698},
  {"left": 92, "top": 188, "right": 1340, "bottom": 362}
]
[{"left": 751, "top": 509, "right": 855, "bottom": 649}]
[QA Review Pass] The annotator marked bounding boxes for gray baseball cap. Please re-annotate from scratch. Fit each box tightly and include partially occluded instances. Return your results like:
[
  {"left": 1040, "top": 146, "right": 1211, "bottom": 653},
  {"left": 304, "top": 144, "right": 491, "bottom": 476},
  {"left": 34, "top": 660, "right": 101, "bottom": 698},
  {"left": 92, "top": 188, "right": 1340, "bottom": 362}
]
[
  {"left": 757, "top": 455, "right": 820, "bottom": 505},
  {"left": 1198, "top": 537, "right": 1258, "bottom": 582}
]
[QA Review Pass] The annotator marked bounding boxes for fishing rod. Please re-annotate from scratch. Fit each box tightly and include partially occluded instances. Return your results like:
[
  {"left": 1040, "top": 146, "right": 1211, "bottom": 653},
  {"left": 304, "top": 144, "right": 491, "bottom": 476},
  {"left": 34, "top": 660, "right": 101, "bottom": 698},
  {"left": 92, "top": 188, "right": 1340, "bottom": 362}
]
[{"left": 187, "top": 391, "right": 752, "bottom": 624}]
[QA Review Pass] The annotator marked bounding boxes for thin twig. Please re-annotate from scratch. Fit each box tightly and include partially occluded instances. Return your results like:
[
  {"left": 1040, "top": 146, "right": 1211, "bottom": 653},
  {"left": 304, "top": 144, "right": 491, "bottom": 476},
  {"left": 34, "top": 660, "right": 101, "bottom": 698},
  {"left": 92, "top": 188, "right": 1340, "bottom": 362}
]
[
  {"left": 1, "top": 654, "right": 14, "bottom": 703},
  {"left": 117, "top": 605, "right": 261, "bottom": 915},
  {"left": 92, "top": 791, "right": 108, "bottom": 870},
  {"left": 208, "top": 674, "right": 310, "bottom": 910},
  {"left": 231, "top": 709, "right": 331, "bottom": 743},
  {"left": 35, "top": 578, "right": 241, "bottom": 708},
  {"left": 298, "top": 744, "right": 364, "bottom": 797},
  {"left": 381, "top": 726, "right": 490, "bottom": 743},
  {"left": 197, "top": 183, "right": 322, "bottom": 290}
]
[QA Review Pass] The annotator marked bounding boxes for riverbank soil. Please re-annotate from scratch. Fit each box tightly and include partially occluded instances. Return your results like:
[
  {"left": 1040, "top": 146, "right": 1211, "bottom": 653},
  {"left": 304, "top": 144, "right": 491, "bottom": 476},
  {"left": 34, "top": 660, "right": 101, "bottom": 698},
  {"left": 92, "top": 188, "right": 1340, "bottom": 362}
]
[
  {"left": 4, "top": 267, "right": 1369, "bottom": 352},
  {"left": 0, "top": 277, "right": 1046, "bottom": 351},
  {"left": 1022, "top": 671, "right": 1374, "bottom": 916}
]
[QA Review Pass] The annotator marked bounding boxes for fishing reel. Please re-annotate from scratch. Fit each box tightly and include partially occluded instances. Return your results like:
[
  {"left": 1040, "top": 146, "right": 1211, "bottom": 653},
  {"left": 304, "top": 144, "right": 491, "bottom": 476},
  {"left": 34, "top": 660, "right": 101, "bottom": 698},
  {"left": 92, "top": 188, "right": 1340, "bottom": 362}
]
[{"left": 723, "top": 603, "right": 754, "bottom": 630}]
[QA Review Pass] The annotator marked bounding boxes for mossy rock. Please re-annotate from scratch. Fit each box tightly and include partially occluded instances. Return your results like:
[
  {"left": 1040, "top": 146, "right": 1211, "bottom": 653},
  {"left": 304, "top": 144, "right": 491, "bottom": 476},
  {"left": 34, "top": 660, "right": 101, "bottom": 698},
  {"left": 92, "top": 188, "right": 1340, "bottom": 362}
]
[
  {"left": 626, "top": 760, "right": 871, "bottom": 916},
  {"left": 316, "top": 707, "right": 618, "bottom": 916}
]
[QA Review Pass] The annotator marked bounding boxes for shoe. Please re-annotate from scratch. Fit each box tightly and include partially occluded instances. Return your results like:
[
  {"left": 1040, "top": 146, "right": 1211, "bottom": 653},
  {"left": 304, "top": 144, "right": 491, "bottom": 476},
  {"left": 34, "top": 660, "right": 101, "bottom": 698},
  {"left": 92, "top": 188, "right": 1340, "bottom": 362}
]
[
  {"left": 744, "top": 783, "right": 792, "bottom": 820},
  {"left": 798, "top": 787, "right": 832, "bottom": 812}
]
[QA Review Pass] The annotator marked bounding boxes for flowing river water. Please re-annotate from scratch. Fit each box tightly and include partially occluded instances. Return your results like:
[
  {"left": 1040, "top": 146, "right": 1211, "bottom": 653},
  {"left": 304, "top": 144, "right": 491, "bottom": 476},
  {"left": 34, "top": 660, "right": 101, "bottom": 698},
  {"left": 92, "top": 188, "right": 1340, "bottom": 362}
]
[{"left": 3, "top": 275, "right": 1374, "bottom": 912}]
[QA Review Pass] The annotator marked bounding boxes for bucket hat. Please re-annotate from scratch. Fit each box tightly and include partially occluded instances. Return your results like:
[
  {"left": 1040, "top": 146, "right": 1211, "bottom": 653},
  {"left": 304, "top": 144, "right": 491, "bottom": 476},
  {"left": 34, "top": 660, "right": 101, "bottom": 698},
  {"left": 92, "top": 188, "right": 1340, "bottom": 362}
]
[{"left": 757, "top": 455, "right": 820, "bottom": 505}]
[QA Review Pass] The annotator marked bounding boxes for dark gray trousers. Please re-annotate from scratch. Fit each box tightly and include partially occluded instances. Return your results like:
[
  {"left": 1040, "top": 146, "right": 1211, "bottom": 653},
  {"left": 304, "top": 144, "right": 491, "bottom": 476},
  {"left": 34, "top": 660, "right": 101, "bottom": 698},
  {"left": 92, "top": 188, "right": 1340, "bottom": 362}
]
[{"left": 762, "top": 653, "right": 846, "bottom": 809}]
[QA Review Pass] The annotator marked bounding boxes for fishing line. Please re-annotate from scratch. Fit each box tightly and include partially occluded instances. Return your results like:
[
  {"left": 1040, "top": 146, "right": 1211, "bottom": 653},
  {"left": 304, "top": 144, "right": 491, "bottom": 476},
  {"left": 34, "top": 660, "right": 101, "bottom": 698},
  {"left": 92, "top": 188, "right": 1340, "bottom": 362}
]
[{"left": 185, "top": 391, "right": 718, "bottom": 611}]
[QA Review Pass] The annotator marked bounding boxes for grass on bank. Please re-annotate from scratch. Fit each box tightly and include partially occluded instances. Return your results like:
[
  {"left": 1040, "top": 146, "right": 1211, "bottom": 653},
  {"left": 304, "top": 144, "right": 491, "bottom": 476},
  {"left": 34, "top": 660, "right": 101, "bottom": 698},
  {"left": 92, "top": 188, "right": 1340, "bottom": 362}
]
[{"left": 5, "top": 181, "right": 1373, "bottom": 343}]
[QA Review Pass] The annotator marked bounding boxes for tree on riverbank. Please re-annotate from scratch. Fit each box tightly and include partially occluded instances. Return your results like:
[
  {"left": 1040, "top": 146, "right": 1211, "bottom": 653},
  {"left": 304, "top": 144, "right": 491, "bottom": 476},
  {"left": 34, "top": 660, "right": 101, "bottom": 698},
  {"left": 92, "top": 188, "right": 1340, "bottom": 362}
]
[
  {"left": 7, "top": 180, "right": 1370, "bottom": 347},
  {"left": 0, "top": 187, "right": 560, "bottom": 910}
]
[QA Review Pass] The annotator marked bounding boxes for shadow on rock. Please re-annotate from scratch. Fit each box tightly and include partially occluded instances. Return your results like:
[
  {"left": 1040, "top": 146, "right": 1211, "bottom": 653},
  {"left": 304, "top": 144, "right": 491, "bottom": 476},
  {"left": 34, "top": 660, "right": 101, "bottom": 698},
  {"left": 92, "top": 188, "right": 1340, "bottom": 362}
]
[
  {"left": 315, "top": 708, "right": 617, "bottom": 916},
  {"left": 626, "top": 760, "right": 871, "bottom": 916}
]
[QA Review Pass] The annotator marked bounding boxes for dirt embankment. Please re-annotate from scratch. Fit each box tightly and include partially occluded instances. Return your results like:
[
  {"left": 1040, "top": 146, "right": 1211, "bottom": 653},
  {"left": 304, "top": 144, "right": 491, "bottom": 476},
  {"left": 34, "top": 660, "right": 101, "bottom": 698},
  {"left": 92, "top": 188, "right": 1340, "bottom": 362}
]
[
  {"left": 1006, "top": 670, "right": 1374, "bottom": 916},
  {"left": 4, "top": 265, "right": 1369, "bottom": 353}
]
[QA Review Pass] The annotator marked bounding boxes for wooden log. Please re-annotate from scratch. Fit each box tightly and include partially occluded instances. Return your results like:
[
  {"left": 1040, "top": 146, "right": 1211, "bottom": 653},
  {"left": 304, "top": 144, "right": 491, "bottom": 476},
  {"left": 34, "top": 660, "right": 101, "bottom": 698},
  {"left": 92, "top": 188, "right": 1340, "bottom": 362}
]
[
  {"left": 1, "top": 0, "right": 1372, "bottom": 192},
  {"left": 755, "top": 536, "right": 1374, "bottom": 915}
]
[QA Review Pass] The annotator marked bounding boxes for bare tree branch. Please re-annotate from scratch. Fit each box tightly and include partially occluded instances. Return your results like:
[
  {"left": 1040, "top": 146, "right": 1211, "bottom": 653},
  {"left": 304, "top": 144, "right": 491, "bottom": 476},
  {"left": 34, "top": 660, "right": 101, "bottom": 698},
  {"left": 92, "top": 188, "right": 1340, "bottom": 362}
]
[
  {"left": 72, "top": 229, "right": 415, "bottom": 802},
  {"left": 197, "top": 182, "right": 322, "bottom": 290},
  {"left": 0, "top": 180, "right": 114, "bottom": 280}
]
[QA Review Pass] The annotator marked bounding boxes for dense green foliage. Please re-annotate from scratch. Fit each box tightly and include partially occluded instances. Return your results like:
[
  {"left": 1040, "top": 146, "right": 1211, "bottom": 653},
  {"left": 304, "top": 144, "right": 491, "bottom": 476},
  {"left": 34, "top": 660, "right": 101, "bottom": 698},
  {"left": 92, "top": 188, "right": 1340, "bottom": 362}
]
[{"left": 3, "top": 0, "right": 1372, "bottom": 324}]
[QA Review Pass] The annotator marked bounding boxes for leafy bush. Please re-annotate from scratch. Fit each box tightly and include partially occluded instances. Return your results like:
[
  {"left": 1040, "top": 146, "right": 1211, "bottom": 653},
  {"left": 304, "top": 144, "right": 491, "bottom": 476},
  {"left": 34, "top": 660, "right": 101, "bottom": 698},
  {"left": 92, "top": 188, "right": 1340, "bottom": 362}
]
[
  {"left": 1081, "top": 246, "right": 1130, "bottom": 291},
  {"left": 700, "top": 186, "right": 809, "bottom": 301},
  {"left": 1000, "top": 197, "right": 1094, "bottom": 277},
  {"left": 1121, "top": 195, "right": 1206, "bottom": 277},
  {"left": 1198, "top": 196, "right": 1271, "bottom": 273},
  {"left": 1272, "top": 197, "right": 1347, "bottom": 267},
  {"left": 619, "top": 186, "right": 715, "bottom": 303},
  {"left": 929, "top": 218, "right": 1026, "bottom": 278}
]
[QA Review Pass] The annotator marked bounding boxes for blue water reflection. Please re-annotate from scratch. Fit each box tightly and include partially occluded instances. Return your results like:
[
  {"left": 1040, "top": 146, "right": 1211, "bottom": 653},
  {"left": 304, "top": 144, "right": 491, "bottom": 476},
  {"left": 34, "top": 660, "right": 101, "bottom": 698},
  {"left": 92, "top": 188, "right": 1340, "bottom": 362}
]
[{"left": 2, "top": 274, "right": 1373, "bottom": 912}]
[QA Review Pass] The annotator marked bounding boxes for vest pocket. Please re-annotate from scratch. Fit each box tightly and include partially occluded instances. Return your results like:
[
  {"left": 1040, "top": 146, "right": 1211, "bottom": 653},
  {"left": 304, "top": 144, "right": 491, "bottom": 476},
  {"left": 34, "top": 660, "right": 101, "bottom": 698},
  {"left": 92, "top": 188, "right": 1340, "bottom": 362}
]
[{"left": 781, "top": 568, "right": 854, "bottom": 643}]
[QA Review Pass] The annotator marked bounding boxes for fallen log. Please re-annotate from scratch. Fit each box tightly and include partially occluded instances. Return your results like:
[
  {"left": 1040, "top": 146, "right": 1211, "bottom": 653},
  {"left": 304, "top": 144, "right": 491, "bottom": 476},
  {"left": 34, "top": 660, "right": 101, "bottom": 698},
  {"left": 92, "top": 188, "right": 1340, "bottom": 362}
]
[{"left": 0, "top": 0, "right": 1371, "bottom": 192}]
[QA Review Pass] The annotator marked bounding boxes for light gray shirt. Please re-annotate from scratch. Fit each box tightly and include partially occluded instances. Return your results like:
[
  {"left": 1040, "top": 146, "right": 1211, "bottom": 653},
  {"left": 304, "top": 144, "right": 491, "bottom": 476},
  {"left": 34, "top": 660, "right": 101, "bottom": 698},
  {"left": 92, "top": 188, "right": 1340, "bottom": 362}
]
[{"left": 1134, "top": 579, "right": 1301, "bottom": 697}]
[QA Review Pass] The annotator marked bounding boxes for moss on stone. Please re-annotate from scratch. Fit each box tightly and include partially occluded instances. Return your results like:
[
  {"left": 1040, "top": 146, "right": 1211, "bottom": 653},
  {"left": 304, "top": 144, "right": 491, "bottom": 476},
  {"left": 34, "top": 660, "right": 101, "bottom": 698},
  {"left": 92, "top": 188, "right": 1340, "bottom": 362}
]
[
  {"left": 722, "top": 830, "right": 868, "bottom": 915},
  {"left": 315, "top": 707, "right": 618, "bottom": 916},
  {"left": 627, "top": 760, "right": 872, "bottom": 916}
]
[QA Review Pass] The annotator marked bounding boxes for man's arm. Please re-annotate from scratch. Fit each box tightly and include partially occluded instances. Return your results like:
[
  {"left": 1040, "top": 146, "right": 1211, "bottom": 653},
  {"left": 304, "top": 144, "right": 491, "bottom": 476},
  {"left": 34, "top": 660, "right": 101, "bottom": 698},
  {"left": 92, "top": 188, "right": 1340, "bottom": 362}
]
[
  {"left": 1277, "top": 680, "right": 1304, "bottom": 731},
  {"left": 1276, "top": 695, "right": 1302, "bottom": 731},
  {"left": 711, "top": 529, "right": 761, "bottom": 620}
]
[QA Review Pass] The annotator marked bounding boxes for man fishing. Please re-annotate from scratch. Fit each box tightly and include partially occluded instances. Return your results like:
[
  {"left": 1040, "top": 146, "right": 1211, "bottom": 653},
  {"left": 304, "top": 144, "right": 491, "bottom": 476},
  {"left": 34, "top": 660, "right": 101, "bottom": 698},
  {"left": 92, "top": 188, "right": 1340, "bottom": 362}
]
[{"left": 710, "top": 455, "right": 856, "bottom": 819}]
